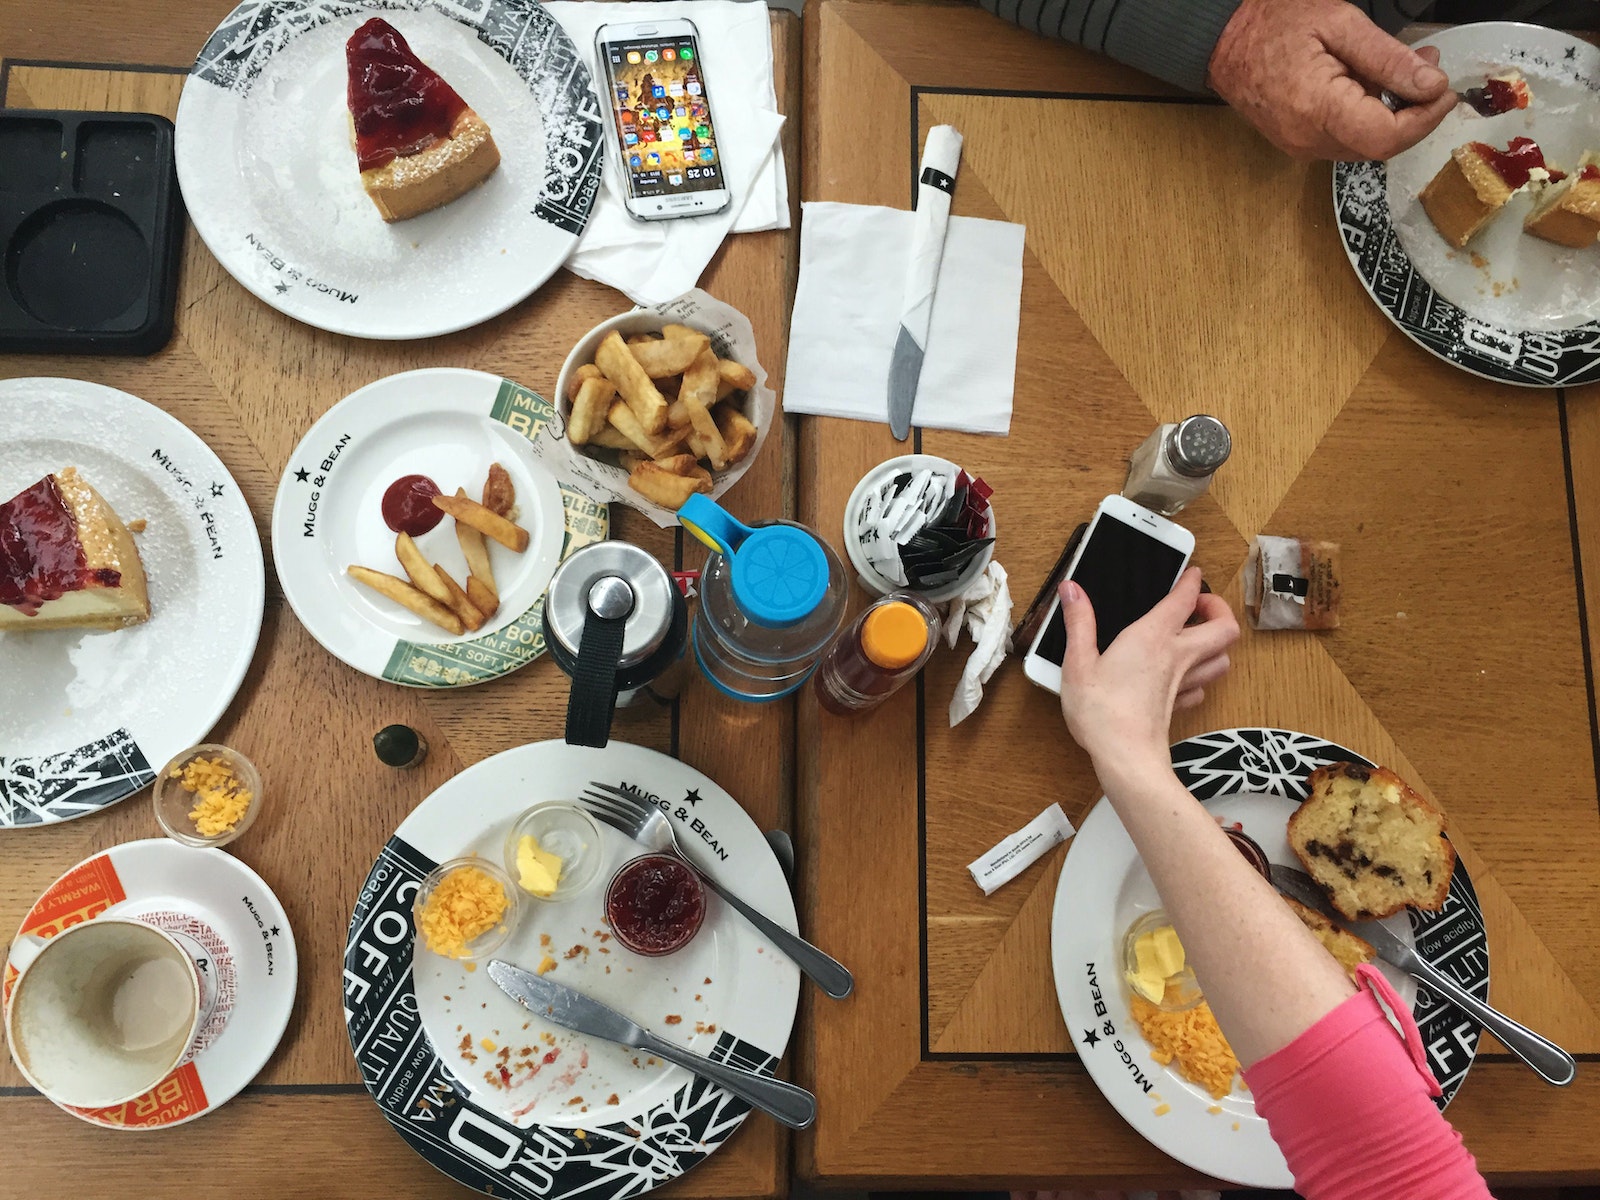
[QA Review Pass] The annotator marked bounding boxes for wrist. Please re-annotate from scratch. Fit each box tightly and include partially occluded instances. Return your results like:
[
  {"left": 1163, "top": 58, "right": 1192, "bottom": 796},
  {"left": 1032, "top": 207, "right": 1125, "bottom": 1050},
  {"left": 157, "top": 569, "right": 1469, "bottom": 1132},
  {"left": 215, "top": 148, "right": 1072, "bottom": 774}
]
[{"left": 1091, "top": 745, "right": 1180, "bottom": 801}]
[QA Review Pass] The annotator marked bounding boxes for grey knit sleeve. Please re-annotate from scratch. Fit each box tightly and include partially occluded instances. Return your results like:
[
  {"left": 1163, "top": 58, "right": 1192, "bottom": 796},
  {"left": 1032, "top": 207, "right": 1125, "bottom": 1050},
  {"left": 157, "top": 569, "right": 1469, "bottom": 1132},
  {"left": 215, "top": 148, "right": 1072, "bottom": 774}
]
[{"left": 975, "top": 0, "right": 1245, "bottom": 93}]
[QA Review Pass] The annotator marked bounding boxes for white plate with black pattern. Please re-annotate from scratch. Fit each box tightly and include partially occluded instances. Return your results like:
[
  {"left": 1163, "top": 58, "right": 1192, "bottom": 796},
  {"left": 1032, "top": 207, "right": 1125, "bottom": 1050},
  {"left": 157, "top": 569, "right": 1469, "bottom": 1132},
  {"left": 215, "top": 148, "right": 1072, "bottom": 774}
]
[
  {"left": 1333, "top": 23, "right": 1600, "bottom": 387},
  {"left": 0, "top": 379, "right": 264, "bottom": 828},
  {"left": 175, "top": 0, "right": 604, "bottom": 339},
  {"left": 1051, "top": 728, "right": 1488, "bottom": 1188},
  {"left": 344, "top": 740, "right": 800, "bottom": 1200}
]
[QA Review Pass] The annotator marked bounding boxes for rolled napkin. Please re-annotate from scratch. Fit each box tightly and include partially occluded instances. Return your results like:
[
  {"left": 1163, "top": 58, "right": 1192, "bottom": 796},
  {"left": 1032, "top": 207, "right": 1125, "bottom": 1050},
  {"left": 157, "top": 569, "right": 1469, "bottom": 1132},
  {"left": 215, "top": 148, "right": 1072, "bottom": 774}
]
[
  {"left": 945, "top": 561, "right": 1012, "bottom": 726},
  {"left": 785, "top": 201, "right": 1024, "bottom": 435}
]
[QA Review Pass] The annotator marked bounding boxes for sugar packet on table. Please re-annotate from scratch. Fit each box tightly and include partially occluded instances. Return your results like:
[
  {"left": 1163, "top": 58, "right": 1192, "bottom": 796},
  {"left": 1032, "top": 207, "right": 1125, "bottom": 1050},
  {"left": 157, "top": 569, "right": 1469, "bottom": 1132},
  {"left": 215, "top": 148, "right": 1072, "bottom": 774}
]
[
  {"left": 1243, "top": 536, "right": 1342, "bottom": 630},
  {"left": 969, "top": 802, "right": 1075, "bottom": 894}
]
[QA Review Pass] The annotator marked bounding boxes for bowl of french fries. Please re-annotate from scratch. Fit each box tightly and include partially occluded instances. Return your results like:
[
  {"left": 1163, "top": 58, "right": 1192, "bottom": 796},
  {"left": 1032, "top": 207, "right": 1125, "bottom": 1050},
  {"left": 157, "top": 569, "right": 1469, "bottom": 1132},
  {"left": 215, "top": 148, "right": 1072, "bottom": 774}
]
[{"left": 555, "top": 308, "right": 766, "bottom": 515}]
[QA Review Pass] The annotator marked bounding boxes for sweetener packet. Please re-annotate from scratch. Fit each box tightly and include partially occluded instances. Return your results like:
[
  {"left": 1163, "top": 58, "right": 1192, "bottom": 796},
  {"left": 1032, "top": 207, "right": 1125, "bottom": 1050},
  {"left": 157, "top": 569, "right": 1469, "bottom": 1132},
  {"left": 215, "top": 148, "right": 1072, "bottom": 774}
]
[{"left": 1243, "top": 535, "right": 1342, "bottom": 630}]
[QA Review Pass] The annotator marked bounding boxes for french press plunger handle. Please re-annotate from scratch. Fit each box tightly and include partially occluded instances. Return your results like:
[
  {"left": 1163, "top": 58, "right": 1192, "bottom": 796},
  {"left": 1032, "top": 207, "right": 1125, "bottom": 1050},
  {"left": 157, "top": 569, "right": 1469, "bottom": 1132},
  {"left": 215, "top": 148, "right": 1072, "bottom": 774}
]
[{"left": 564, "top": 576, "right": 634, "bottom": 749}]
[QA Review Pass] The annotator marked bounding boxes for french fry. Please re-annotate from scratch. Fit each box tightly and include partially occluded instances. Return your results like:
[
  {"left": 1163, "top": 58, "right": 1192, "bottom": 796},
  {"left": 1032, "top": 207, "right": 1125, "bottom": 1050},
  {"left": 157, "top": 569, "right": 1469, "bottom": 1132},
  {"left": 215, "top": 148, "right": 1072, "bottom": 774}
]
[
  {"left": 626, "top": 334, "right": 656, "bottom": 345},
  {"left": 629, "top": 460, "right": 710, "bottom": 510},
  {"left": 567, "top": 362, "right": 602, "bottom": 401},
  {"left": 680, "top": 348, "right": 728, "bottom": 470},
  {"left": 466, "top": 574, "right": 499, "bottom": 620},
  {"left": 433, "top": 562, "right": 486, "bottom": 632},
  {"left": 452, "top": 488, "right": 495, "bottom": 593},
  {"left": 666, "top": 397, "right": 694, "bottom": 428},
  {"left": 653, "top": 453, "right": 700, "bottom": 476},
  {"left": 396, "top": 533, "right": 453, "bottom": 605},
  {"left": 686, "top": 464, "right": 714, "bottom": 491},
  {"left": 568, "top": 375, "right": 616, "bottom": 446},
  {"left": 629, "top": 331, "right": 709, "bottom": 378},
  {"left": 432, "top": 493, "right": 530, "bottom": 553},
  {"left": 589, "top": 423, "right": 637, "bottom": 451},
  {"left": 595, "top": 331, "right": 668, "bottom": 435},
  {"left": 717, "top": 358, "right": 756, "bottom": 392},
  {"left": 662, "top": 323, "right": 700, "bottom": 340},
  {"left": 658, "top": 375, "right": 681, "bottom": 402},
  {"left": 716, "top": 378, "right": 737, "bottom": 402},
  {"left": 482, "top": 463, "right": 515, "bottom": 517},
  {"left": 714, "top": 403, "right": 759, "bottom": 466},
  {"left": 347, "top": 565, "right": 464, "bottom": 635},
  {"left": 606, "top": 400, "right": 689, "bottom": 459},
  {"left": 619, "top": 450, "right": 648, "bottom": 474},
  {"left": 686, "top": 429, "right": 714, "bottom": 461}
]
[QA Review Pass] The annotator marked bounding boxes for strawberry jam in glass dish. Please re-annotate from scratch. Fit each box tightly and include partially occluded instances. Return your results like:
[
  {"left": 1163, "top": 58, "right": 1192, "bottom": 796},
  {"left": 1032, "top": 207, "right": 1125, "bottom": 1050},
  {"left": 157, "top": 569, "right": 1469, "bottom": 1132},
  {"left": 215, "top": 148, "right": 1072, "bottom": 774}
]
[{"left": 604, "top": 854, "right": 706, "bottom": 956}]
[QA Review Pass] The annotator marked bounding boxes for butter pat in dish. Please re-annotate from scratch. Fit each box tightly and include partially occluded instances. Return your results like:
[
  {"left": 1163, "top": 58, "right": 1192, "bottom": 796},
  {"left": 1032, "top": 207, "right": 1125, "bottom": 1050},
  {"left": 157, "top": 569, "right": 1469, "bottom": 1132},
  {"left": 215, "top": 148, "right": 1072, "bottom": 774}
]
[{"left": 502, "top": 802, "right": 603, "bottom": 902}]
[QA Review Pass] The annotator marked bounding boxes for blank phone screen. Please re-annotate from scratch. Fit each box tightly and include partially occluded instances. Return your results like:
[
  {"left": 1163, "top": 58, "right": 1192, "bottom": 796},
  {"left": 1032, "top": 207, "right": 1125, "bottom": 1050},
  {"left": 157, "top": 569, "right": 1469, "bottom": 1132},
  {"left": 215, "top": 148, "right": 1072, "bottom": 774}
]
[{"left": 1034, "top": 515, "right": 1187, "bottom": 662}]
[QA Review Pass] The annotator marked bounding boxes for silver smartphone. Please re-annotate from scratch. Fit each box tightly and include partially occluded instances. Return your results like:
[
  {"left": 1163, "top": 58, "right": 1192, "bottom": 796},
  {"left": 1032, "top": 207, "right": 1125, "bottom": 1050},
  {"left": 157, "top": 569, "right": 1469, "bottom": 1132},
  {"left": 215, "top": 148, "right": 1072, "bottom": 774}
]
[{"left": 595, "top": 18, "right": 732, "bottom": 222}]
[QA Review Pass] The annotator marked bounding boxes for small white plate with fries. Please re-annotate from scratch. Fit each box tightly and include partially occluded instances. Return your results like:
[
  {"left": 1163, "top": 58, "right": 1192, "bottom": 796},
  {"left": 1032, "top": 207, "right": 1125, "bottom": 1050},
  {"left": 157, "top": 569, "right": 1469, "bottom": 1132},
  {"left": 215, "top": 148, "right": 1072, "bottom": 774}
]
[
  {"left": 272, "top": 368, "right": 606, "bottom": 688},
  {"left": 544, "top": 290, "right": 775, "bottom": 527}
]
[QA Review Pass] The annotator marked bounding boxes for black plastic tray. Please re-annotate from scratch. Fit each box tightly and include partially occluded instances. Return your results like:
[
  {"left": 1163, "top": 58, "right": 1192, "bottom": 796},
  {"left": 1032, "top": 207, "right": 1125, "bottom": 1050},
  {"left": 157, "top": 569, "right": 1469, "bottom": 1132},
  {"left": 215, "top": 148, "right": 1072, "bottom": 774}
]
[{"left": 0, "top": 110, "right": 184, "bottom": 355}]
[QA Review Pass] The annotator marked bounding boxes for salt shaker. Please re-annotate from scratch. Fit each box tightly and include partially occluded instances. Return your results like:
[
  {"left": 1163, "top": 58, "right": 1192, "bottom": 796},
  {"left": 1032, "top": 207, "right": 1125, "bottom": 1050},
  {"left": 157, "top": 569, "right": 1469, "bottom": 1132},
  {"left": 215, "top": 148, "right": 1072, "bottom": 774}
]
[{"left": 1122, "top": 415, "right": 1231, "bottom": 517}]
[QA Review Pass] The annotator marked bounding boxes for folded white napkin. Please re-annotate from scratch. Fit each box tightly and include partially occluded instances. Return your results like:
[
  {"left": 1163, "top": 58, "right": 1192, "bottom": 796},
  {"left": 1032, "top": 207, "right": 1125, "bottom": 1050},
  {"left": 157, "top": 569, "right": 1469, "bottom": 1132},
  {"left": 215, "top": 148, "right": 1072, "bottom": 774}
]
[
  {"left": 547, "top": 0, "right": 789, "bottom": 306},
  {"left": 944, "top": 561, "right": 1012, "bottom": 726},
  {"left": 784, "top": 201, "right": 1024, "bottom": 435}
]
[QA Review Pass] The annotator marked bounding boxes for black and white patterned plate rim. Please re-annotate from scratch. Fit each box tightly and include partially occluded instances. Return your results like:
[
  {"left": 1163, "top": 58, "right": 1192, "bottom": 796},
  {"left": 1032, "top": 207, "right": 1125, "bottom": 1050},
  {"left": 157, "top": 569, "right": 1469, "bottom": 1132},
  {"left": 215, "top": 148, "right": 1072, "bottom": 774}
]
[
  {"left": 344, "top": 833, "right": 775, "bottom": 1200},
  {"left": 1170, "top": 727, "right": 1488, "bottom": 1108}
]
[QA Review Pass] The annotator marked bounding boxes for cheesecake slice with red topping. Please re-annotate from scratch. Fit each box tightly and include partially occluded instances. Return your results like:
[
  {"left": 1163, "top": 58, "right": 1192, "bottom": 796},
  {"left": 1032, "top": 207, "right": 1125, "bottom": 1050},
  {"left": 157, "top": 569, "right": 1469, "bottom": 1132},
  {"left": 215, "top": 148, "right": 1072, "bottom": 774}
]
[
  {"left": 0, "top": 468, "right": 150, "bottom": 632},
  {"left": 1525, "top": 152, "right": 1600, "bottom": 249},
  {"left": 1419, "top": 136, "right": 1561, "bottom": 248},
  {"left": 346, "top": 18, "right": 501, "bottom": 222}
]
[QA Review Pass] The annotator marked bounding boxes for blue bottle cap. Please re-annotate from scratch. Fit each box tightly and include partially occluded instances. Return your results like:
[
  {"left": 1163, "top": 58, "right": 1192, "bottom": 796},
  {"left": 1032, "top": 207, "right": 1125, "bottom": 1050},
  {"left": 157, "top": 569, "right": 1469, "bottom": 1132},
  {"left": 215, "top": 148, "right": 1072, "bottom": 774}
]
[{"left": 731, "top": 525, "right": 829, "bottom": 627}]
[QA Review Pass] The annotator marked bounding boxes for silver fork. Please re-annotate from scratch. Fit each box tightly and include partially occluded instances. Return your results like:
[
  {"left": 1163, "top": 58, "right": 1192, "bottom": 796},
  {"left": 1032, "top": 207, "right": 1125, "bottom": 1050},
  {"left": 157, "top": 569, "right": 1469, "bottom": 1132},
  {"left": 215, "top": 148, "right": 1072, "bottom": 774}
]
[{"left": 580, "top": 782, "right": 854, "bottom": 999}]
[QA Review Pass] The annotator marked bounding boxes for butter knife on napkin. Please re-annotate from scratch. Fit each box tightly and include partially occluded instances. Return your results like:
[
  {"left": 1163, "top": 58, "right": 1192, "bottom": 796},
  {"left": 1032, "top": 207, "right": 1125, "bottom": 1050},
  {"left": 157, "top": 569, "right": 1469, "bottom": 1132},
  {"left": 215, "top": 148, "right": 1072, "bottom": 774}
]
[{"left": 887, "top": 125, "right": 963, "bottom": 441}]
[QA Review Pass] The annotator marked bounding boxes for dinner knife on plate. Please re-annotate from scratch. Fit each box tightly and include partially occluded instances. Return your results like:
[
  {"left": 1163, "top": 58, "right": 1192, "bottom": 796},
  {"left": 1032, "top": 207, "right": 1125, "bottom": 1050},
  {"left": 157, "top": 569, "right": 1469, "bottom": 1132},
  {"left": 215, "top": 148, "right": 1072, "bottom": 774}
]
[
  {"left": 1269, "top": 864, "right": 1575, "bottom": 1086},
  {"left": 887, "top": 124, "right": 963, "bottom": 441},
  {"left": 487, "top": 959, "right": 817, "bottom": 1128}
]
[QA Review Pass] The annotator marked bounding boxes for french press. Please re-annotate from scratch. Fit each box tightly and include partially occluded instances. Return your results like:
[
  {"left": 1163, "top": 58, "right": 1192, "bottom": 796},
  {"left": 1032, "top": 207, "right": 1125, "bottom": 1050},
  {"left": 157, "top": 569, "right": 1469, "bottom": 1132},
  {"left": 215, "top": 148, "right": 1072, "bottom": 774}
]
[{"left": 542, "top": 541, "right": 688, "bottom": 748}]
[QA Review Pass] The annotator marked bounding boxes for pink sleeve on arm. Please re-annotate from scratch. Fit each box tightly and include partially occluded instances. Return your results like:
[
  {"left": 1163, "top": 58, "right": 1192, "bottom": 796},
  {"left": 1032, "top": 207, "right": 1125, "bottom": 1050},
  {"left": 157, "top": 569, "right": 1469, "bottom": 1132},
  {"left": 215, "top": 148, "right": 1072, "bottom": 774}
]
[{"left": 1241, "top": 964, "right": 1492, "bottom": 1200}]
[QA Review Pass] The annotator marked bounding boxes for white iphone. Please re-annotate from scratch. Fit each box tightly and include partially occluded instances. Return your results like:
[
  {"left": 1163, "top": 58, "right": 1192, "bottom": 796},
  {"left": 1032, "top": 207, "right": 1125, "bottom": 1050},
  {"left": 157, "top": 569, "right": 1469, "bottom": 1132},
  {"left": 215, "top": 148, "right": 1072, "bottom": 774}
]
[
  {"left": 1021, "top": 495, "right": 1195, "bottom": 695},
  {"left": 595, "top": 18, "right": 732, "bottom": 222}
]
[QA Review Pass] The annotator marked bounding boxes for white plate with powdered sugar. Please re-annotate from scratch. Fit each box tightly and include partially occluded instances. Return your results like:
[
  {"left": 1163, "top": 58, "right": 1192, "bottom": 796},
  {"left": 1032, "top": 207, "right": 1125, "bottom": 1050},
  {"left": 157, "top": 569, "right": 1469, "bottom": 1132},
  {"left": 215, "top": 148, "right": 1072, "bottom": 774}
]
[
  {"left": 175, "top": 0, "right": 604, "bottom": 339},
  {"left": 0, "top": 379, "right": 264, "bottom": 828}
]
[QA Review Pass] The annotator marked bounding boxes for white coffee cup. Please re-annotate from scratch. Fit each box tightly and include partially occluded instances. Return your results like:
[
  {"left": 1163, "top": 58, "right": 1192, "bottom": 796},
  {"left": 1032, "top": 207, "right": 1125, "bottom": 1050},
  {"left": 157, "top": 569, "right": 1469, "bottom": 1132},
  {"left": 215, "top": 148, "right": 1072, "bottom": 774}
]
[{"left": 6, "top": 918, "right": 202, "bottom": 1109}]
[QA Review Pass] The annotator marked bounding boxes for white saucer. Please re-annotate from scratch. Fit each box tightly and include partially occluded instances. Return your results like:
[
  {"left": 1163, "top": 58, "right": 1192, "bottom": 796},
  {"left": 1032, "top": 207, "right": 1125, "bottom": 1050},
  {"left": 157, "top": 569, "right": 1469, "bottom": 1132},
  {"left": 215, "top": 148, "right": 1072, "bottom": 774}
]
[{"left": 4, "top": 839, "right": 297, "bottom": 1128}]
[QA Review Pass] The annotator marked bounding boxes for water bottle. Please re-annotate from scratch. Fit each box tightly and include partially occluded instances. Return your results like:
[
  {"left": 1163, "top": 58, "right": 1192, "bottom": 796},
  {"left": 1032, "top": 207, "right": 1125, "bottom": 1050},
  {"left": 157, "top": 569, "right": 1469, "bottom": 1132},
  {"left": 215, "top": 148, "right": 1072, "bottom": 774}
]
[{"left": 679, "top": 495, "right": 848, "bottom": 702}]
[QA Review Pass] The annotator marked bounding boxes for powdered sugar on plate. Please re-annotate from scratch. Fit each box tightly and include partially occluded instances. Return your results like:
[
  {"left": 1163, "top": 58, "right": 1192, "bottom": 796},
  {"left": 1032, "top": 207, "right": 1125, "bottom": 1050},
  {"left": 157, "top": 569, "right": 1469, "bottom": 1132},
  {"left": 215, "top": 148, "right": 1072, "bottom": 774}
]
[{"left": 0, "top": 380, "right": 264, "bottom": 825}]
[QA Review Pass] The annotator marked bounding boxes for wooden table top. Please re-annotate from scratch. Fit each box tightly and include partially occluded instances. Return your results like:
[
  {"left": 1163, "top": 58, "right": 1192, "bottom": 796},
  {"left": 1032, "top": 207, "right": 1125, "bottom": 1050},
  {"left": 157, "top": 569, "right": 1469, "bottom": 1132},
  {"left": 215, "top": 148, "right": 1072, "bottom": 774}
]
[
  {"left": 797, "top": 0, "right": 1600, "bottom": 1189},
  {"left": 0, "top": 4, "right": 799, "bottom": 1197}
]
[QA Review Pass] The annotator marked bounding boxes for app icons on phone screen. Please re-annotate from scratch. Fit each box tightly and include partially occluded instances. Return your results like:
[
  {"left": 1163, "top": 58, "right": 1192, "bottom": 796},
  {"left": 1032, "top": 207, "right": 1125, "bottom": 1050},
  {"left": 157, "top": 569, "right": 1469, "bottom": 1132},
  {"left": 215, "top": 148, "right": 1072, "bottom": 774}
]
[
  {"left": 687, "top": 81, "right": 702, "bottom": 95},
  {"left": 662, "top": 48, "right": 676, "bottom": 60},
  {"left": 656, "top": 105, "right": 670, "bottom": 118},
  {"left": 676, "top": 126, "right": 690, "bottom": 141},
  {"left": 615, "top": 85, "right": 628, "bottom": 101},
  {"left": 695, "top": 124, "right": 710, "bottom": 139},
  {"left": 669, "top": 81, "right": 684, "bottom": 97},
  {"left": 629, "top": 154, "right": 642, "bottom": 168},
  {"left": 652, "top": 85, "right": 665, "bottom": 98},
  {"left": 627, "top": 51, "right": 641, "bottom": 64},
  {"left": 680, "top": 45, "right": 693, "bottom": 60},
  {"left": 623, "top": 132, "right": 638, "bottom": 145},
  {"left": 646, "top": 152, "right": 660, "bottom": 165},
  {"left": 644, "top": 49, "right": 658, "bottom": 61},
  {"left": 699, "top": 147, "right": 715, "bottom": 162},
  {"left": 668, "top": 172, "right": 682, "bottom": 184}
]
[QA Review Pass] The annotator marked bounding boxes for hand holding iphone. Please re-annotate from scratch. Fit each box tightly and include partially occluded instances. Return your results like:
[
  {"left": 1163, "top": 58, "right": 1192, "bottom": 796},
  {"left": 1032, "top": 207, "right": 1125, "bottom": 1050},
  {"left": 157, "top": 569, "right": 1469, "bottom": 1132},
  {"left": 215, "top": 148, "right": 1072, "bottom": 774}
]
[
  {"left": 1021, "top": 496, "right": 1195, "bottom": 694},
  {"left": 596, "top": 18, "right": 732, "bottom": 221}
]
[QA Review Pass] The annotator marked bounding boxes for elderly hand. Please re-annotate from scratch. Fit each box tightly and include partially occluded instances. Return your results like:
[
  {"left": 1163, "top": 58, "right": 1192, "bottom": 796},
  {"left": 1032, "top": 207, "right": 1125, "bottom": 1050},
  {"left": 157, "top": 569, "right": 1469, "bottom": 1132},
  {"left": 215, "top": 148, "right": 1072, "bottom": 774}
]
[
  {"left": 1057, "top": 568, "right": 1239, "bottom": 772},
  {"left": 1207, "top": 0, "right": 1455, "bottom": 161}
]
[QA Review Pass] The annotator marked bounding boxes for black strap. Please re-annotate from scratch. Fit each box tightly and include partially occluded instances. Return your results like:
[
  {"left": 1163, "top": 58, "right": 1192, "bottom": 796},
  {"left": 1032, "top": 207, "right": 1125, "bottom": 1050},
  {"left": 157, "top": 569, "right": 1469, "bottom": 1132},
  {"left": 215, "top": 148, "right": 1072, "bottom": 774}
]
[
  {"left": 565, "top": 604, "right": 628, "bottom": 749},
  {"left": 1270, "top": 572, "right": 1310, "bottom": 599}
]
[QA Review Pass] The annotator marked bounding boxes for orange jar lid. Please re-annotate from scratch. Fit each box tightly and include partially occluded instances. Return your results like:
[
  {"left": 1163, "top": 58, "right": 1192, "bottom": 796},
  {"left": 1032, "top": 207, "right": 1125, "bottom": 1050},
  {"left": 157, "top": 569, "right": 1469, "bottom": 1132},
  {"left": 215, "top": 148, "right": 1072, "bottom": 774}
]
[{"left": 861, "top": 602, "right": 928, "bottom": 669}]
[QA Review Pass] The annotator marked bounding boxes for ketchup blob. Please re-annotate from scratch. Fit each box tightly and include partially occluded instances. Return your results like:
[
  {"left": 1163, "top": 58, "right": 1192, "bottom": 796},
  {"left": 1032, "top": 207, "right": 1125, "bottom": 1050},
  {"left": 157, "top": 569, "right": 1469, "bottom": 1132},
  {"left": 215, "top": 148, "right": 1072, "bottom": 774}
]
[{"left": 381, "top": 474, "right": 444, "bottom": 536}]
